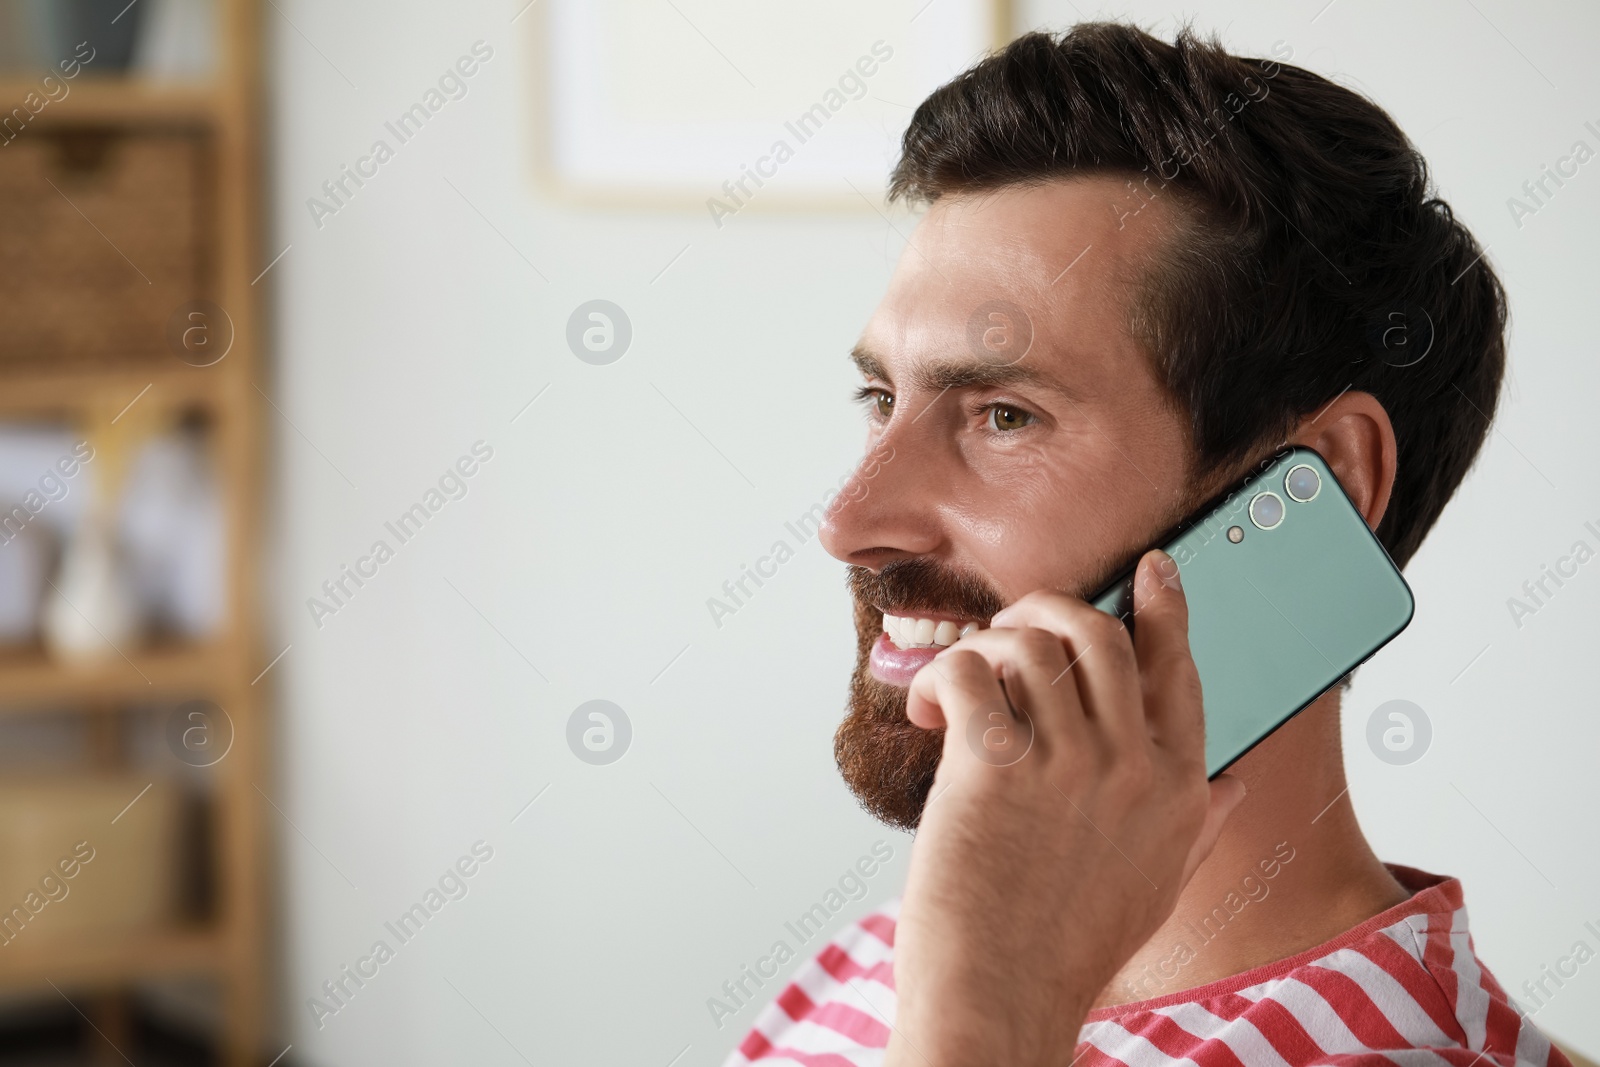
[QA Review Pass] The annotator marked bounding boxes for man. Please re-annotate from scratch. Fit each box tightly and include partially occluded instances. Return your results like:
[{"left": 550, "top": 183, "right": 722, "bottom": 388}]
[{"left": 724, "top": 21, "right": 1574, "bottom": 1067}]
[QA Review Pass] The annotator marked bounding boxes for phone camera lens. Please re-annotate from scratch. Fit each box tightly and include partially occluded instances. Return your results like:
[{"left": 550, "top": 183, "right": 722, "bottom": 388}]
[
  {"left": 1285, "top": 464, "right": 1321, "bottom": 502},
  {"left": 1249, "top": 491, "right": 1285, "bottom": 530}
]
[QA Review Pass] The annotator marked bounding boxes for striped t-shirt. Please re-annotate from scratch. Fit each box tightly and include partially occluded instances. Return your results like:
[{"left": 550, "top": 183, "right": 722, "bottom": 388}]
[{"left": 725, "top": 865, "right": 1572, "bottom": 1067}]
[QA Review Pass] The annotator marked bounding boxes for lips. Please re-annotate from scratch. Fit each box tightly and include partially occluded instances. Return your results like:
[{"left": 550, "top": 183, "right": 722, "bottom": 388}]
[{"left": 868, "top": 632, "right": 942, "bottom": 686}]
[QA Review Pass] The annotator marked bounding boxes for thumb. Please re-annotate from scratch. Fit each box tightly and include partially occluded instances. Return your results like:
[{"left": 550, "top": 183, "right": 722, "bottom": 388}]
[{"left": 1179, "top": 773, "right": 1247, "bottom": 886}]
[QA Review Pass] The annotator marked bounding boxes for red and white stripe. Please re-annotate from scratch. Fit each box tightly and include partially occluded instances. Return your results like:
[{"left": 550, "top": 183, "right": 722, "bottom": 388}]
[{"left": 723, "top": 868, "right": 1571, "bottom": 1067}]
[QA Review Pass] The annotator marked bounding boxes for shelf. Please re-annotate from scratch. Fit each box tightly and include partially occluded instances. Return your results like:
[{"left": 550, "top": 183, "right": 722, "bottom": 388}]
[
  {"left": 0, "top": 643, "right": 227, "bottom": 710},
  {"left": 0, "top": 363, "right": 227, "bottom": 418},
  {"left": 0, "top": 77, "right": 222, "bottom": 128},
  {"left": 0, "top": 925, "right": 222, "bottom": 991}
]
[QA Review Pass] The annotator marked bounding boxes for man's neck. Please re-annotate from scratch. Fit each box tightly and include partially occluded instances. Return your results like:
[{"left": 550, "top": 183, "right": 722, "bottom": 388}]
[{"left": 1093, "top": 688, "right": 1411, "bottom": 1011}]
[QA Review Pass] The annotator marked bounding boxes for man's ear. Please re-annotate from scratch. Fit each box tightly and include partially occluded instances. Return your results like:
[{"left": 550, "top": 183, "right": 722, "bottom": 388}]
[{"left": 1285, "top": 391, "right": 1397, "bottom": 531}]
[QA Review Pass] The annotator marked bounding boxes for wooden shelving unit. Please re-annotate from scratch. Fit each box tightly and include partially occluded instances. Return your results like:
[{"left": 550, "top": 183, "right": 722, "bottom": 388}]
[
  {"left": 0, "top": 78, "right": 222, "bottom": 125},
  {"left": 0, "top": 926, "right": 221, "bottom": 991},
  {"left": 0, "top": 364, "right": 229, "bottom": 418},
  {"left": 0, "top": 643, "right": 228, "bottom": 706},
  {"left": 0, "top": 2, "right": 269, "bottom": 1064}
]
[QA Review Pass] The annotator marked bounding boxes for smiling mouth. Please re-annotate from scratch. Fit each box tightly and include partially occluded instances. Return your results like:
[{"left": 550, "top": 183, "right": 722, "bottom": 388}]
[{"left": 880, "top": 612, "right": 986, "bottom": 651}]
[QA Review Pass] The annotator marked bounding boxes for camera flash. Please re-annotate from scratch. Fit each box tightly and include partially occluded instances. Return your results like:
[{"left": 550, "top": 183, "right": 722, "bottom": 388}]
[{"left": 1227, "top": 525, "right": 1244, "bottom": 543}]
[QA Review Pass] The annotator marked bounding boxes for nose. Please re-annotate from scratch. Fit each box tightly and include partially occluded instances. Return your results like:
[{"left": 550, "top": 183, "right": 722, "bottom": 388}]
[{"left": 819, "top": 433, "right": 945, "bottom": 571}]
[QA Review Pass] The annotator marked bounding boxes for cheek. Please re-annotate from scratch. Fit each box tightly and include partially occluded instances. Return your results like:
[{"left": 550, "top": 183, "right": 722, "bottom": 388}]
[
  {"left": 944, "top": 496, "right": 1021, "bottom": 549},
  {"left": 939, "top": 461, "right": 1084, "bottom": 587},
  {"left": 939, "top": 446, "right": 1176, "bottom": 598}
]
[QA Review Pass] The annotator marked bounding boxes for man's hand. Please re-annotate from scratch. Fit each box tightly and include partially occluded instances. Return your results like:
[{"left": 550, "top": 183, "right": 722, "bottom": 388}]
[{"left": 887, "top": 550, "right": 1246, "bottom": 1067}]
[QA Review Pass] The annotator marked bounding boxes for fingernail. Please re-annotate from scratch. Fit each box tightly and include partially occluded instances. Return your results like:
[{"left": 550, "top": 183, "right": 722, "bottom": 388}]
[{"left": 1152, "top": 549, "right": 1182, "bottom": 591}]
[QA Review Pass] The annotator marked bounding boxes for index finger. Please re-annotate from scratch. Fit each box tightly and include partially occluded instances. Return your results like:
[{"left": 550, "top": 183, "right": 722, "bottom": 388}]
[{"left": 1130, "top": 549, "right": 1205, "bottom": 754}]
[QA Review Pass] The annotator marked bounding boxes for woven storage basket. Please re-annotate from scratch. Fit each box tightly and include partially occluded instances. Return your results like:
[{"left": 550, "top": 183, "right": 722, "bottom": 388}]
[
  {"left": 0, "top": 127, "right": 212, "bottom": 370},
  {"left": 0, "top": 775, "right": 179, "bottom": 942}
]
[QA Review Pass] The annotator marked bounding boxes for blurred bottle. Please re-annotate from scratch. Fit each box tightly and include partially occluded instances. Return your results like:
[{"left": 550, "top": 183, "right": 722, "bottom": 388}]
[
  {"left": 119, "top": 427, "right": 225, "bottom": 641},
  {"left": 41, "top": 502, "right": 141, "bottom": 662}
]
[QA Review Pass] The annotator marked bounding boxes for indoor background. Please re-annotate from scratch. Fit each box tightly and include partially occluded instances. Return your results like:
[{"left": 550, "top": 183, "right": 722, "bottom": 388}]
[{"left": 0, "top": 1, "right": 1594, "bottom": 1064}]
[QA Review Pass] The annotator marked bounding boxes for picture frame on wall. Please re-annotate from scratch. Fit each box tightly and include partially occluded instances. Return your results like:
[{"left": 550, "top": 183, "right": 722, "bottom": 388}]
[{"left": 529, "top": 0, "right": 1013, "bottom": 213}]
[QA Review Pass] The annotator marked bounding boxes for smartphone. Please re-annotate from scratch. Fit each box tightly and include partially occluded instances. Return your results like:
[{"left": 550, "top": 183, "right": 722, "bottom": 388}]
[{"left": 1089, "top": 445, "right": 1414, "bottom": 778}]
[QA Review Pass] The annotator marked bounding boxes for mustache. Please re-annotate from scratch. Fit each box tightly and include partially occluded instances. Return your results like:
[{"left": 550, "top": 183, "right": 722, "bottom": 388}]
[{"left": 846, "top": 557, "right": 1007, "bottom": 622}]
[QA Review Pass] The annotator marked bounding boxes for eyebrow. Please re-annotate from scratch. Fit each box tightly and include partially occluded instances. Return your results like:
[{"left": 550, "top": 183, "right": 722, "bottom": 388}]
[{"left": 849, "top": 343, "right": 1081, "bottom": 400}]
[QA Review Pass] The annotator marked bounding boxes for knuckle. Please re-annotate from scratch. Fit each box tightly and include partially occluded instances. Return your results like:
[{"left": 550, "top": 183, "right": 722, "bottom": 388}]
[
  {"left": 938, "top": 646, "right": 991, "bottom": 683},
  {"left": 1015, "top": 627, "right": 1064, "bottom": 664},
  {"left": 1084, "top": 612, "right": 1135, "bottom": 659},
  {"left": 1020, "top": 589, "right": 1070, "bottom": 612},
  {"left": 940, "top": 645, "right": 985, "bottom": 668},
  {"left": 1002, "top": 589, "right": 1073, "bottom": 626},
  {"left": 1094, "top": 622, "right": 1138, "bottom": 669}
]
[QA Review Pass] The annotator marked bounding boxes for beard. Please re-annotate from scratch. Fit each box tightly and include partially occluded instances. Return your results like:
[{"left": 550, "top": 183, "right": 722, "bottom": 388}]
[
  {"left": 830, "top": 540, "right": 1180, "bottom": 831},
  {"left": 833, "top": 558, "right": 1008, "bottom": 832},
  {"left": 829, "top": 470, "right": 1217, "bottom": 832}
]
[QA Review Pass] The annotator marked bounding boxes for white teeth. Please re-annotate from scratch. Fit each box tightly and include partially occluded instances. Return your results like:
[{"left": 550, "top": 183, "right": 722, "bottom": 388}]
[{"left": 881, "top": 614, "right": 983, "bottom": 650}]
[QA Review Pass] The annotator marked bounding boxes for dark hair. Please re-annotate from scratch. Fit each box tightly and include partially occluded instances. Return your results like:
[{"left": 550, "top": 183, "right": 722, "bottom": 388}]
[{"left": 888, "top": 22, "right": 1507, "bottom": 569}]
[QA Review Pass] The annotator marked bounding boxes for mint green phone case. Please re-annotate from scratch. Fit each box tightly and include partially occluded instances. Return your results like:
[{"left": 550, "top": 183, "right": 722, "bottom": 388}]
[{"left": 1090, "top": 446, "right": 1414, "bottom": 777}]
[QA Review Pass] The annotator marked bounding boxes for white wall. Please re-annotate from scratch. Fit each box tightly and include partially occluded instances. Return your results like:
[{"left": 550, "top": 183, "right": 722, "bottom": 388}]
[{"left": 267, "top": 2, "right": 1600, "bottom": 1063}]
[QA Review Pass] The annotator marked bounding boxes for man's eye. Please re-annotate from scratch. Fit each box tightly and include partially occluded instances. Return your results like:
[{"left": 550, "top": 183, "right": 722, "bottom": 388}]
[
  {"left": 988, "top": 404, "right": 1033, "bottom": 431},
  {"left": 852, "top": 387, "right": 895, "bottom": 421}
]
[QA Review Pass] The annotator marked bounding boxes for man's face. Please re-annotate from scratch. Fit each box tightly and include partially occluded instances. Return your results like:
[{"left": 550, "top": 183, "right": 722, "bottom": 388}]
[{"left": 819, "top": 177, "right": 1210, "bottom": 830}]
